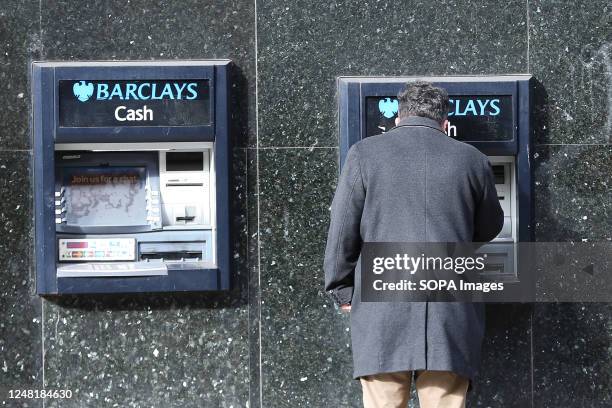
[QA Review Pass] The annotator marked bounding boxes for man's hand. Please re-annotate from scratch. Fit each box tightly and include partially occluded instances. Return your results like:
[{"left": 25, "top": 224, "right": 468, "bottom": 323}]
[{"left": 340, "top": 304, "right": 352, "bottom": 312}]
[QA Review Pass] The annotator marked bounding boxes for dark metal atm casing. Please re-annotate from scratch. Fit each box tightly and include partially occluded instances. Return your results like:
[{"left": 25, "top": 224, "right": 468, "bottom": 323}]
[
  {"left": 32, "top": 60, "right": 232, "bottom": 295},
  {"left": 337, "top": 75, "right": 533, "bottom": 289}
]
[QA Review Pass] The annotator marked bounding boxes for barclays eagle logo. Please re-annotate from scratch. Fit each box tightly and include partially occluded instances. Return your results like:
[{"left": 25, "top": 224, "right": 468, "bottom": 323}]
[
  {"left": 378, "top": 97, "right": 399, "bottom": 119},
  {"left": 73, "top": 81, "right": 94, "bottom": 102}
]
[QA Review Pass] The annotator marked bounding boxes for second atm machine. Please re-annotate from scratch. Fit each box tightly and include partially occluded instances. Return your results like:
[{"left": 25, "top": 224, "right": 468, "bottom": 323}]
[
  {"left": 33, "top": 61, "right": 232, "bottom": 295},
  {"left": 338, "top": 76, "right": 533, "bottom": 283}
]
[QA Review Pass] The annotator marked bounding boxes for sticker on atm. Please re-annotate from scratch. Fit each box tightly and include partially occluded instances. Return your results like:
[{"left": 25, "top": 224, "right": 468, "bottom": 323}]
[{"left": 58, "top": 238, "right": 136, "bottom": 262}]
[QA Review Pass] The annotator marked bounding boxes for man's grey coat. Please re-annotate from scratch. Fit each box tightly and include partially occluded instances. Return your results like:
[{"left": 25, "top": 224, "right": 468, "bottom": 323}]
[{"left": 324, "top": 116, "right": 504, "bottom": 382}]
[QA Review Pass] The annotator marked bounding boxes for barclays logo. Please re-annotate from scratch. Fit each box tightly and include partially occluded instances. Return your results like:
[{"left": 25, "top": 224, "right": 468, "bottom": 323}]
[
  {"left": 71, "top": 80, "right": 200, "bottom": 102},
  {"left": 378, "top": 97, "right": 399, "bottom": 119},
  {"left": 73, "top": 81, "right": 94, "bottom": 102},
  {"left": 377, "top": 96, "right": 503, "bottom": 119}
]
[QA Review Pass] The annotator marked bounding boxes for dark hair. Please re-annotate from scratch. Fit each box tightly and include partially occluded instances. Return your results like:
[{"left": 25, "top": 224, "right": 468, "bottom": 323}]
[{"left": 397, "top": 81, "right": 449, "bottom": 123}]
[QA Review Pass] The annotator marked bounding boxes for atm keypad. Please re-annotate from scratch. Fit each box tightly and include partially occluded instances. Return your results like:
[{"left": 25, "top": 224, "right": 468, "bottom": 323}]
[
  {"left": 145, "top": 189, "right": 162, "bottom": 229},
  {"left": 54, "top": 188, "right": 66, "bottom": 224}
]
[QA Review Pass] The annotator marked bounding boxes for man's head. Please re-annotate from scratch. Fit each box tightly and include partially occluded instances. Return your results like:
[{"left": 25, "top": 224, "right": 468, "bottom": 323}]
[{"left": 395, "top": 81, "right": 449, "bottom": 129}]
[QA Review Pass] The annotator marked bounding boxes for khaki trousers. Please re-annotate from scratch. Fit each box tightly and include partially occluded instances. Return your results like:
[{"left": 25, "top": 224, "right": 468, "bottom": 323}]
[{"left": 360, "top": 371, "right": 469, "bottom": 408}]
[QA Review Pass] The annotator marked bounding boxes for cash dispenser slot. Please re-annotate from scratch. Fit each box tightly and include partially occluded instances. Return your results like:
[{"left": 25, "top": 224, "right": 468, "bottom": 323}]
[
  {"left": 166, "top": 182, "right": 204, "bottom": 187},
  {"left": 139, "top": 242, "right": 206, "bottom": 262}
]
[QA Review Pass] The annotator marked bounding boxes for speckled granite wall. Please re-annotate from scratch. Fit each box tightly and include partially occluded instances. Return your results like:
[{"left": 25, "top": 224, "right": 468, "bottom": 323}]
[
  {"left": 0, "top": 1, "right": 610, "bottom": 407},
  {"left": 530, "top": 1, "right": 611, "bottom": 406},
  {"left": 1, "top": 1, "right": 256, "bottom": 407}
]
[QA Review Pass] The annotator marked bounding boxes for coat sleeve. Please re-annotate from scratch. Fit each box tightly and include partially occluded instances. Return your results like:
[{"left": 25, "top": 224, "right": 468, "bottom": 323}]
[
  {"left": 473, "top": 158, "right": 505, "bottom": 242},
  {"left": 323, "top": 144, "right": 366, "bottom": 306}
]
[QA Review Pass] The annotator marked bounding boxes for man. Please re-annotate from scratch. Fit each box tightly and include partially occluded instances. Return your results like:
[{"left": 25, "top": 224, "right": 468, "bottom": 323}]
[{"left": 324, "top": 81, "right": 504, "bottom": 408}]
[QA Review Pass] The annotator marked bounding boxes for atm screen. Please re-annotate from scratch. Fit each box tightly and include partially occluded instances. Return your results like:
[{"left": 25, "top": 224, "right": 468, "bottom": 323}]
[
  {"left": 365, "top": 95, "right": 514, "bottom": 141},
  {"left": 62, "top": 166, "right": 147, "bottom": 227},
  {"left": 492, "top": 165, "right": 506, "bottom": 184}
]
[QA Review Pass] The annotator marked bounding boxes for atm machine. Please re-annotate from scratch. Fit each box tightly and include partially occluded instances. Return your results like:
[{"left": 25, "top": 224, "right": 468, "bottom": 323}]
[
  {"left": 32, "top": 61, "right": 232, "bottom": 294},
  {"left": 338, "top": 76, "right": 533, "bottom": 284}
]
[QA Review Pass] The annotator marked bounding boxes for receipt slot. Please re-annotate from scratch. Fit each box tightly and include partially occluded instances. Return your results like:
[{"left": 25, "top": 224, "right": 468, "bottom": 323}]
[
  {"left": 32, "top": 61, "right": 232, "bottom": 294},
  {"left": 338, "top": 76, "right": 533, "bottom": 282}
]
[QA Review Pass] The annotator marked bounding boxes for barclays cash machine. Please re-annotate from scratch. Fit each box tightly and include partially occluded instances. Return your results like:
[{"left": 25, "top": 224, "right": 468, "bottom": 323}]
[
  {"left": 338, "top": 76, "right": 533, "bottom": 284},
  {"left": 32, "top": 61, "right": 232, "bottom": 294}
]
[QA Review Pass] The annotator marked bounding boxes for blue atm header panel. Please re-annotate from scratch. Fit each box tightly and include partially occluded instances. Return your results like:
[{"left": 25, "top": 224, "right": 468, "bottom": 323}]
[
  {"left": 338, "top": 75, "right": 532, "bottom": 166},
  {"left": 32, "top": 61, "right": 233, "bottom": 295}
]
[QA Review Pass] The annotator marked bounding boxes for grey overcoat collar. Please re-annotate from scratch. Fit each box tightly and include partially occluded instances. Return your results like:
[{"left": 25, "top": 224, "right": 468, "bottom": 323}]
[{"left": 394, "top": 116, "right": 445, "bottom": 133}]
